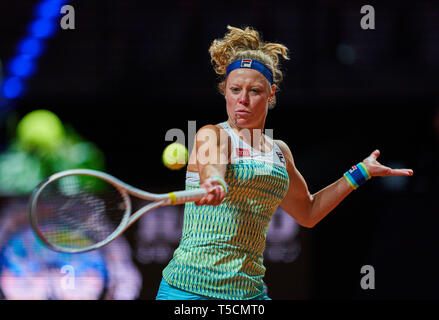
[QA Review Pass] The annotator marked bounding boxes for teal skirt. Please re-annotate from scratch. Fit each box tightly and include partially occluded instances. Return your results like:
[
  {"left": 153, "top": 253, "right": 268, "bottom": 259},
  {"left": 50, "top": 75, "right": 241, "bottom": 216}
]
[{"left": 155, "top": 277, "right": 271, "bottom": 300}]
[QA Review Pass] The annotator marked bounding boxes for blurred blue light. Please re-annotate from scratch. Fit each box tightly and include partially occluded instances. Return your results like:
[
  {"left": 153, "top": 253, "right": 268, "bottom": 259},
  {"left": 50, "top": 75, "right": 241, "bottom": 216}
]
[
  {"left": 17, "top": 38, "right": 45, "bottom": 59},
  {"left": 28, "top": 18, "right": 57, "bottom": 39},
  {"left": 2, "top": 77, "right": 24, "bottom": 99},
  {"left": 8, "top": 55, "right": 37, "bottom": 78},
  {"left": 35, "top": 0, "right": 64, "bottom": 19},
  {"left": 1, "top": 0, "right": 71, "bottom": 104}
]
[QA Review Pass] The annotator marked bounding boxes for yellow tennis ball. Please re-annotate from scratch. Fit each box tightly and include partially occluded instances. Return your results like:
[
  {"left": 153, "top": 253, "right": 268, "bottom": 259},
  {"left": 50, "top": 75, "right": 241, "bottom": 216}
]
[
  {"left": 17, "top": 109, "right": 65, "bottom": 152},
  {"left": 162, "top": 142, "right": 188, "bottom": 170}
]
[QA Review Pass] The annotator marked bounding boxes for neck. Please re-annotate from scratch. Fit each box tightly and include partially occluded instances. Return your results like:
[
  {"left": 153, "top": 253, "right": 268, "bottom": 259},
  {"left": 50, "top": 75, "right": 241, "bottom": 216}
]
[
  {"left": 227, "top": 118, "right": 265, "bottom": 132},
  {"left": 227, "top": 119, "right": 267, "bottom": 150}
]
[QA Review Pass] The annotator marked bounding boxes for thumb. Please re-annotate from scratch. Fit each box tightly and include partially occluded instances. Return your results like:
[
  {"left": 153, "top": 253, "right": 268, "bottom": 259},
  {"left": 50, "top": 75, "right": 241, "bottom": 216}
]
[{"left": 371, "top": 149, "right": 380, "bottom": 159}]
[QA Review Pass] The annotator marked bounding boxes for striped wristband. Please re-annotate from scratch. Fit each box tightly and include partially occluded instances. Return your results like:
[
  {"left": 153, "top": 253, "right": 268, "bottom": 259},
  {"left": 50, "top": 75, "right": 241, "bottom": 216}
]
[
  {"left": 208, "top": 175, "right": 229, "bottom": 194},
  {"left": 343, "top": 162, "right": 371, "bottom": 190}
]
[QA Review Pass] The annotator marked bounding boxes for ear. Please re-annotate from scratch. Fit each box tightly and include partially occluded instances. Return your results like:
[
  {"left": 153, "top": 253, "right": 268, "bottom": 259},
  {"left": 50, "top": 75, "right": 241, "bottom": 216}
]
[
  {"left": 270, "top": 84, "right": 277, "bottom": 100},
  {"left": 268, "top": 84, "right": 277, "bottom": 102}
]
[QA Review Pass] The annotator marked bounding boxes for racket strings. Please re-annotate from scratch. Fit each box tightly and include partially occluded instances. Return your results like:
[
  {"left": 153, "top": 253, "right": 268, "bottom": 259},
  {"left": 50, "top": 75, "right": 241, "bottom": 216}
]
[{"left": 34, "top": 175, "right": 128, "bottom": 250}]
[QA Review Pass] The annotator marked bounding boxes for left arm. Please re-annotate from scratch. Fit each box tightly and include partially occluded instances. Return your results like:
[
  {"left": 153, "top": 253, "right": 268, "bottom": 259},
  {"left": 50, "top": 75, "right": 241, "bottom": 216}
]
[{"left": 277, "top": 141, "right": 413, "bottom": 228}]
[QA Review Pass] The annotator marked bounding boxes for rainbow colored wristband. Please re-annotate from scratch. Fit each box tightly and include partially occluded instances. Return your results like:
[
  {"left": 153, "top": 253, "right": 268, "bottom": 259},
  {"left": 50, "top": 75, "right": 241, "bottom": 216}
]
[
  {"left": 344, "top": 162, "right": 371, "bottom": 190},
  {"left": 208, "top": 176, "right": 229, "bottom": 194}
]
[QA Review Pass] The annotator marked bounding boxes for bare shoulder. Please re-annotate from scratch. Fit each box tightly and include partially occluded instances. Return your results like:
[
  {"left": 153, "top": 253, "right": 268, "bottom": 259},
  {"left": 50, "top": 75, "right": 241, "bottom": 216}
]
[
  {"left": 274, "top": 139, "right": 292, "bottom": 157},
  {"left": 196, "top": 124, "right": 225, "bottom": 139},
  {"left": 196, "top": 124, "right": 230, "bottom": 144},
  {"left": 274, "top": 139, "right": 295, "bottom": 168},
  {"left": 198, "top": 123, "right": 221, "bottom": 132},
  {"left": 189, "top": 123, "right": 231, "bottom": 171},
  {"left": 189, "top": 125, "right": 223, "bottom": 171}
]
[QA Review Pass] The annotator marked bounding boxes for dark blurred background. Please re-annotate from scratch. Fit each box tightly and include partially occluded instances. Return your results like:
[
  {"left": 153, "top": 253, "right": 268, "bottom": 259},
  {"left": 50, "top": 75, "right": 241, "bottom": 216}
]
[{"left": 0, "top": 0, "right": 438, "bottom": 300}]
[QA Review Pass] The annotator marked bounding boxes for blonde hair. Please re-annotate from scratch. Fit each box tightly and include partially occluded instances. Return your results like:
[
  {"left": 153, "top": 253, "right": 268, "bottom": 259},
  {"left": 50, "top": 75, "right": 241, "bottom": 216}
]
[{"left": 209, "top": 25, "right": 290, "bottom": 109}]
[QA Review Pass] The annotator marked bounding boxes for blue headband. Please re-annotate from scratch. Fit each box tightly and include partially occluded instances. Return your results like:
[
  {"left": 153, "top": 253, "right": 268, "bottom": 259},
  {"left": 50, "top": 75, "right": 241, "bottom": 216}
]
[{"left": 226, "top": 59, "right": 273, "bottom": 85}]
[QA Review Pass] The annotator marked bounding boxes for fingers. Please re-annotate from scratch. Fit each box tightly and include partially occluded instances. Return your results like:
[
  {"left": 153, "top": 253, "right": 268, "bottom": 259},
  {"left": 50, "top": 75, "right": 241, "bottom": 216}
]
[
  {"left": 371, "top": 149, "right": 380, "bottom": 160},
  {"left": 386, "top": 168, "right": 414, "bottom": 177},
  {"left": 371, "top": 165, "right": 414, "bottom": 177},
  {"left": 364, "top": 150, "right": 414, "bottom": 178},
  {"left": 194, "top": 185, "right": 226, "bottom": 206},
  {"left": 363, "top": 149, "right": 381, "bottom": 165}
]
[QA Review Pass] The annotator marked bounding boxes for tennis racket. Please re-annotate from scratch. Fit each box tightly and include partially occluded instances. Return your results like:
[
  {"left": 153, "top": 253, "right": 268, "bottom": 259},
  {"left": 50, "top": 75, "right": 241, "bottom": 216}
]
[{"left": 29, "top": 169, "right": 207, "bottom": 253}]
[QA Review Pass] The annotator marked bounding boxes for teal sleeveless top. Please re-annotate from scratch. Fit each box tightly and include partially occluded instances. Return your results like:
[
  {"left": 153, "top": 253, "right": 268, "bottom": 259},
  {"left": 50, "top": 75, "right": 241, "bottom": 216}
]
[{"left": 162, "top": 121, "right": 290, "bottom": 299}]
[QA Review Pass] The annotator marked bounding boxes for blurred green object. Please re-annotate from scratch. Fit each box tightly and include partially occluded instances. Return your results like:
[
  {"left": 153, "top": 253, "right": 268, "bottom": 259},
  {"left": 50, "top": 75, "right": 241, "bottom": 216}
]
[
  {"left": 16, "top": 109, "right": 65, "bottom": 153},
  {"left": 46, "top": 141, "right": 106, "bottom": 173},
  {"left": 0, "top": 150, "right": 44, "bottom": 195},
  {"left": 0, "top": 110, "right": 106, "bottom": 196}
]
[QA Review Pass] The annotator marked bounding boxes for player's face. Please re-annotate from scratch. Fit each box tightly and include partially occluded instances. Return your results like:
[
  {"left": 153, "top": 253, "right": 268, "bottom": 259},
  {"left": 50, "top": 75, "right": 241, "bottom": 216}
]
[{"left": 225, "top": 69, "right": 275, "bottom": 129}]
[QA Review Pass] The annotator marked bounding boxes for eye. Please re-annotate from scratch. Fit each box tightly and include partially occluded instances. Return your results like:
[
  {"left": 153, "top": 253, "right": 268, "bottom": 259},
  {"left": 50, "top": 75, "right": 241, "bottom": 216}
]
[
  {"left": 230, "top": 87, "right": 240, "bottom": 93},
  {"left": 250, "top": 88, "right": 261, "bottom": 94}
]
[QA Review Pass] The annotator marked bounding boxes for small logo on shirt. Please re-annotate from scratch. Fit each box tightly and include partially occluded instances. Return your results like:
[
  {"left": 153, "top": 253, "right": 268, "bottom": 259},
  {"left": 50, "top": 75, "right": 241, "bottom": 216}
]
[
  {"left": 237, "top": 148, "right": 251, "bottom": 157},
  {"left": 276, "top": 152, "right": 285, "bottom": 164},
  {"left": 241, "top": 59, "right": 253, "bottom": 68}
]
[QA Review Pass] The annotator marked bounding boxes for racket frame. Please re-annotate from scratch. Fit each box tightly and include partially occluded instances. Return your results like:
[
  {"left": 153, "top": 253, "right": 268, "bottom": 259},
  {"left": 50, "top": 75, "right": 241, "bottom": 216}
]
[{"left": 29, "top": 169, "right": 207, "bottom": 253}]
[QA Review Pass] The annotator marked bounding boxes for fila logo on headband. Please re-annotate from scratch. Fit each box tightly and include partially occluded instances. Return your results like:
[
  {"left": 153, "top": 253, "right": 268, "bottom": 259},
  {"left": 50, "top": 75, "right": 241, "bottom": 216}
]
[
  {"left": 226, "top": 59, "right": 273, "bottom": 85},
  {"left": 241, "top": 59, "right": 253, "bottom": 68}
]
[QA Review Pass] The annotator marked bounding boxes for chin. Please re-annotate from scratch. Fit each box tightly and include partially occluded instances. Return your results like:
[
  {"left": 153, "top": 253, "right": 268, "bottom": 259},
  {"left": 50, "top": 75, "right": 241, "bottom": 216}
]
[{"left": 234, "top": 119, "right": 252, "bottom": 128}]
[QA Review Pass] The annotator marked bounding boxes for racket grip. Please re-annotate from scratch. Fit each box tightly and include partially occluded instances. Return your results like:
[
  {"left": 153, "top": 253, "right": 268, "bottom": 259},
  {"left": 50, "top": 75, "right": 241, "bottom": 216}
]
[{"left": 166, "top": 189, "right": 208, "bottom": 205}]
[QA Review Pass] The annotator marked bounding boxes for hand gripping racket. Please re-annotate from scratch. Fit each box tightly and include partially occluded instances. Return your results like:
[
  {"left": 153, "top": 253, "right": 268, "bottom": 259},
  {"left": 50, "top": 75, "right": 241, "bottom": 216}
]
[{"left": 29, "top": 169, "right": 207, "bottom": 253}]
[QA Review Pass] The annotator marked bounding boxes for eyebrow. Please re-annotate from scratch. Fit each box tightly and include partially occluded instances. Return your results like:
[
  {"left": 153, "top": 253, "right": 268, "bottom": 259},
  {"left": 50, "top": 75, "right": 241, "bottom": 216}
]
[{"left": 228, "top": 82, "right": 265, "bottom": 88}]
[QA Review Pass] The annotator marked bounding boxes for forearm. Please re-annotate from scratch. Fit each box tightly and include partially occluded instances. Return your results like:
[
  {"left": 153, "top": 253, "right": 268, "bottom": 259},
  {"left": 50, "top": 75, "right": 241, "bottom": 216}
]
[
  {"left": 199, "top": 163, "right": 226, "bottom": 183},
  {"left": 281, "top": 147, "right": 412, "bottom": 228},
  {"left": 307, "top": 176, "right": 354, "bottom": 227},
  {"left": 195, "top": 163, "right": 228, "bottom": 206}
]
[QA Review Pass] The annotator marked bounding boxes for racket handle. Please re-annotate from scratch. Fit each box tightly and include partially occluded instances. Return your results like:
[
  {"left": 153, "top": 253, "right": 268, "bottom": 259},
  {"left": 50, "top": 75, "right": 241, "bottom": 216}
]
[{"left": 166, "top": 189, "right": 208, "bottom": 205}]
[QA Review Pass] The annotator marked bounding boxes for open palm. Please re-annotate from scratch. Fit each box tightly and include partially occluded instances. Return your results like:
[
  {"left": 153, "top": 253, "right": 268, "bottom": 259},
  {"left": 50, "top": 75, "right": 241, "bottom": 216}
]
[{"left": 362, "top": 149, "right": 413, "bottom": 177}]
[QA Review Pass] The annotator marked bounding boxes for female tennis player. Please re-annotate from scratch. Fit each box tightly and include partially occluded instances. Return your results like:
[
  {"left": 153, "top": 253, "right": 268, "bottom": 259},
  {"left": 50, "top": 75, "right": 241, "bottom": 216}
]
[{"left": 156, "top": 26, "right": 413, "bottom": 300}]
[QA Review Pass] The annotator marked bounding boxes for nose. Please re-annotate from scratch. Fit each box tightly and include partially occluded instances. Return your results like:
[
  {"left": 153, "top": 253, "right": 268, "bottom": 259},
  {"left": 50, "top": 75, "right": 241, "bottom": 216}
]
[{"left": 238, "top": 91, "right": 249, "bottom": 106}]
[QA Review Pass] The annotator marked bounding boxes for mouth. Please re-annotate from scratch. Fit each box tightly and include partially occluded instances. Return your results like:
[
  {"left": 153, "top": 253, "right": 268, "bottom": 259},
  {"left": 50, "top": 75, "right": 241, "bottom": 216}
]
[{"left": 235, "top": 110, "right": 250, "bottom": 116}]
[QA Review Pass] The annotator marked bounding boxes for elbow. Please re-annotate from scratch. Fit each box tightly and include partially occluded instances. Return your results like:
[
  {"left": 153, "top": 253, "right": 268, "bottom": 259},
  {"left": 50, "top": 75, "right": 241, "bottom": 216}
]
[
  {"left": 296, "top": 203, "right": 318, "bottom": 228},
  {"left": 298, "top": 196, "right": 317, "bottom": 228},
  {"left": 296, "top": 216, "right": 317, "bottom": 229},
  {"left": 298, "top": 220, "right": 317, "bottom": 229},
  {"left": 283, "top": 204, "right": 318, "bottom": 228}
]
